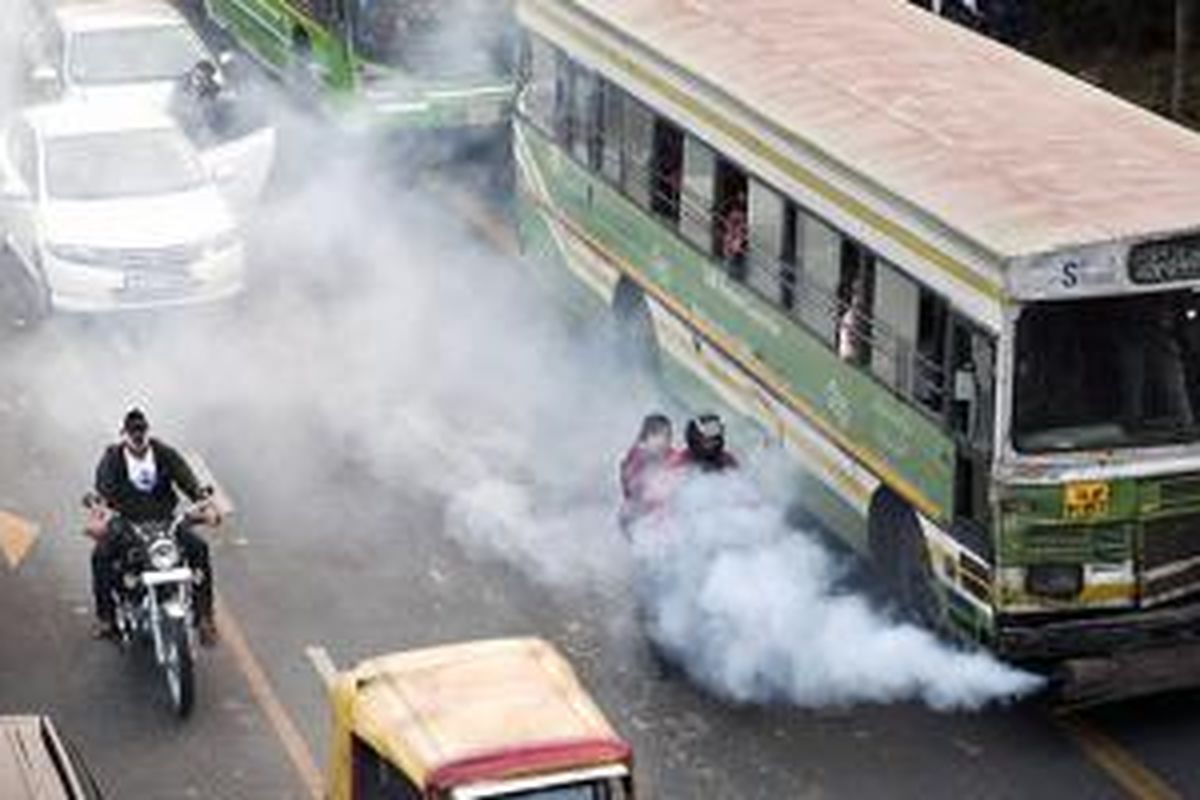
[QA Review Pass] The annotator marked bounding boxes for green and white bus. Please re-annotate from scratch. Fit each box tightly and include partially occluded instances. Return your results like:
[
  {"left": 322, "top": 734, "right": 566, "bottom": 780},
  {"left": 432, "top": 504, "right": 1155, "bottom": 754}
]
[
  {"left": 200, "top": 0, "right": 515, "bottom": 134},
  {"left": 513, "top": 0, "right": 1200, "bottom": 703}
]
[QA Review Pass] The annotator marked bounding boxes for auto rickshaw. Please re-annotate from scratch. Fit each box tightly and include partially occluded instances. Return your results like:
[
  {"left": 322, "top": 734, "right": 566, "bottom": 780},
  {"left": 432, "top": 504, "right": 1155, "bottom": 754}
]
[{"left": 326, "top": 637, "right": 636, "bottom": 799}]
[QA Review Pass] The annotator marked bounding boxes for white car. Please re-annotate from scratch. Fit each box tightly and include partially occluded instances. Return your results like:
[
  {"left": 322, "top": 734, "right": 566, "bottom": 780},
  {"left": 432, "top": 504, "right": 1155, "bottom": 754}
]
[
  {"left": 21, "top": 0, "right": 226, "bottom": 109},
  {"left": 0, "top": 102, "right": 272, "bottom": 313}
]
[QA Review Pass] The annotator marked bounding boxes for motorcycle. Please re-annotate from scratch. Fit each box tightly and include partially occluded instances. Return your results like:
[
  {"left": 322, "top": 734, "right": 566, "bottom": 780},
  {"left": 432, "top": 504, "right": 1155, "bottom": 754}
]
[{"left": 84, "top": 494, "right": 214, "bottom": 718}]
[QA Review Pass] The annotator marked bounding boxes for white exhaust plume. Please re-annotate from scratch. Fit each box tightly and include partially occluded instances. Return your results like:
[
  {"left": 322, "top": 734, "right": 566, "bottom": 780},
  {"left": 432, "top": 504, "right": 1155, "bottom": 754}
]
[
  {"left": 630, "top": 472, "right": 1044, "bottom": 711},
  {"left": 0, "top": 0, "right": 1037, "bottom": 714}
]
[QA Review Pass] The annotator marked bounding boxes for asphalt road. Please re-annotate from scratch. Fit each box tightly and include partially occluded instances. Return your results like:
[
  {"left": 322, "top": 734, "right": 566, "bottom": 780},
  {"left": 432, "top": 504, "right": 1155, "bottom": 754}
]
[{"left": 0, "top": 40, "right": 1199, "bottom": 797}]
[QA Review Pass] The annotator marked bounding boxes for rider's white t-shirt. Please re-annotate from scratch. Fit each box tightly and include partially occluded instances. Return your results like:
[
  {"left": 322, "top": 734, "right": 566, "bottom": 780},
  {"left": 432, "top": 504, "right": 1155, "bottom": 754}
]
[{"left": 124, "top": 447, "right": 157, "bottom": 493}]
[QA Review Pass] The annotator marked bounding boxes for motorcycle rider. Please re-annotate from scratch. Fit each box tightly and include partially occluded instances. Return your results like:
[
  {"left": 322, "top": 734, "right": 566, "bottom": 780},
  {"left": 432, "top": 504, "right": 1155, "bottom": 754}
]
[
  {"left": 681, "top": 413, "right": 739, "bottom": 473},
  {"left": 169, "top": 59, "right": 226, "bottom": 144},
  {"left": 89, "top": 409, "right": 220, "bottom": 646}
]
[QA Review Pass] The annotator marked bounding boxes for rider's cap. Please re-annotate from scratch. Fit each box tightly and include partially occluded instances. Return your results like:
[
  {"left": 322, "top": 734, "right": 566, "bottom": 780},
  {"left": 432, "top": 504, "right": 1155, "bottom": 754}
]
[{"left": 123, "top": 408, "right": 149, "bottom": 434}]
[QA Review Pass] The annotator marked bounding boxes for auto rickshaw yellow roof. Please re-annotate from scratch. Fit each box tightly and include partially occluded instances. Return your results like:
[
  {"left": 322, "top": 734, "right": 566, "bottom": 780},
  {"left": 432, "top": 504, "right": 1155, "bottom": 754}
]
[{"left": 337, "top": 638, "right": 630, "bottom": 790}]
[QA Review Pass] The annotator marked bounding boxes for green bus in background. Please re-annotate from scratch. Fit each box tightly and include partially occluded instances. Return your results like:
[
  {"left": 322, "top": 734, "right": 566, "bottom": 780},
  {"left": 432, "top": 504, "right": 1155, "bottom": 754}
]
[
  {"left": 200, "top": 0, "right": 514, "bottom": 136},
  {"left": 515, "top": 0, "right": 1200, "bottom": 706}
]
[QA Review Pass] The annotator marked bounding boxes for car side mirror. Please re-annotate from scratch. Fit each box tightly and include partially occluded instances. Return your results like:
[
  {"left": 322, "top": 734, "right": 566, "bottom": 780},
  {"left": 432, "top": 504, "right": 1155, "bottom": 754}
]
[
  {"left": 28, "top": 63, "right": 59, "bottom": 95},
  {"left": 954, "top": 367, "right": 977, "bottom": 405},
  {"left": 217, "top": 50, "right": 235, "bottom": 68}
]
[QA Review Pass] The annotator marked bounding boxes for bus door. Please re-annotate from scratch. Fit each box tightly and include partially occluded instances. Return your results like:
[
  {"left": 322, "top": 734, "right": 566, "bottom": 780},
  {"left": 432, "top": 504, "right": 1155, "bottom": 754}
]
[{"left": 947, "top": 314, "right": 996, "bottom": 552}]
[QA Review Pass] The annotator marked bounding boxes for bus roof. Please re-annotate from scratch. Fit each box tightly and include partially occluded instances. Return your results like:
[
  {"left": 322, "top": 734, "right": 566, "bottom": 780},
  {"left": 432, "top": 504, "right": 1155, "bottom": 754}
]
[
  {"left": 540, "top": 0, "right": 1200, "bottom": 266},
  {"left": 336, "top": 638, "right": 631, "bottom": 791}
]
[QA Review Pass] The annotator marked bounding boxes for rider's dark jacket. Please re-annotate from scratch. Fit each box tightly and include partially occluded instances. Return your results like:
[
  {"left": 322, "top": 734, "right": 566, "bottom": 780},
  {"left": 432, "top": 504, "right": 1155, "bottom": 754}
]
[{"left": 95, "top": 439, "right": 203, "bottom": 522}]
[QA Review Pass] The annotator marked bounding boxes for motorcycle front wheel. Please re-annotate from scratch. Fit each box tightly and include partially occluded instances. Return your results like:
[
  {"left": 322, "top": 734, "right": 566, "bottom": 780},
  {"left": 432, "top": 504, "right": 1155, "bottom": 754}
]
[{"left": 162, "top": 617, "right": 195, "bottom": 718}]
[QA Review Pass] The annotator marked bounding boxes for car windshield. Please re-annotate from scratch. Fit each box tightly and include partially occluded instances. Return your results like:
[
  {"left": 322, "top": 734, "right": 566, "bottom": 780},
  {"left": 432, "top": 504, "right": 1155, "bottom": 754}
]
[
  {"left": 1013, "top": 292, "right": 1200, "bottom": 452},
  {"left": 69, "top": 24, "right": 205, "bottom": 85},
  {"left": 45, "top": 129, "right": 206, "bottom": 200},
  {"left": 351, "top": 0, "right": 513, "bottom": 79}
]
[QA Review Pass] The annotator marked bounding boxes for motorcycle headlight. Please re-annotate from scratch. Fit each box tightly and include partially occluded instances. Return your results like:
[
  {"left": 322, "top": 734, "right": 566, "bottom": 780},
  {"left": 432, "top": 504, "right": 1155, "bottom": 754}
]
[
  {"left": 148, "top": 538, "right": 180, "bottom": 571},
  {"left": 1025, "top": 563, "right": 1084, "bottom": 600}
]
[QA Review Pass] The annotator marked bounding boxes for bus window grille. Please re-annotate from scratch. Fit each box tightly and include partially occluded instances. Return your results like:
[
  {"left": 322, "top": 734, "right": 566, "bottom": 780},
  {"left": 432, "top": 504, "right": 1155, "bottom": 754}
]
[{"left": 605, "top": 154, "right": 949, "bottom": 418}]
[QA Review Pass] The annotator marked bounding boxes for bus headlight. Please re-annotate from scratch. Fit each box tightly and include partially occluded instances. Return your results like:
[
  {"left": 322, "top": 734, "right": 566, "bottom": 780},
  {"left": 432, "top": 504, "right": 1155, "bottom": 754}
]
[
  {"left": 1025, "top": 563, "right": 1084, "bottom": 599},
  {"left": 148, "top": 539, "right": 180, "bottom": 571}
]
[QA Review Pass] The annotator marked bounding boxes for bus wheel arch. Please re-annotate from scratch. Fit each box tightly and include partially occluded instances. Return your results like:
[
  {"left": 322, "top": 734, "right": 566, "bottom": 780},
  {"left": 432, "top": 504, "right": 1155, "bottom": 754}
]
[
  {"left": 611, "top": 277, "right": 658, "bottom": 369},
  {"left": 868, "top": 488, "right": 940, "bottom": 627}
]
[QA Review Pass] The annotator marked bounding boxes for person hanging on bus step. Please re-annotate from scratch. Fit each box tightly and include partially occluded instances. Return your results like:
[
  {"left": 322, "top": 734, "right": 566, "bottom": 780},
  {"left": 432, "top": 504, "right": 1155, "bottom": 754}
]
[
  {"left": 681, "top": 413, "right": 739, "bottom": 473},
  {"left": 618, "top": 413, "right": 684, "bottom": 534}
]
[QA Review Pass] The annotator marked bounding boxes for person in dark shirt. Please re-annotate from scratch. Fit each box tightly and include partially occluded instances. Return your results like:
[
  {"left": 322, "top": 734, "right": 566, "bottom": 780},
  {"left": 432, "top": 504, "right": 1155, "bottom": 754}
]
[{"left": 89, "top": 409, "right": 220, "bottom": 646}]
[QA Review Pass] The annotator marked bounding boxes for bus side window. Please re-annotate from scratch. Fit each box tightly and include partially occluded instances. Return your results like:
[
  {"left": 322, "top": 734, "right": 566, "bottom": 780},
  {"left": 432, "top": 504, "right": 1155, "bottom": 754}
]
[
  {"left": 680, "top": 134, "right": 715, "bottom": 251},
  {"left": 650, "top": 117, "right": 684, "bottom": 225},
  {"left": 836, "top": 240, "right": 875, "bottom": 366},
  {"left": 712, "top": 158, "right": 748, "bottom": 279},
  {"left": 621, "top": 96, "right": 656, "bottom": 210},
  {"left": 915, "top": 289, "right": 948, "bottom": 413},
  {"left": 570, "top": 66, "right": 598, "bottom": 166},
  {"left": 746, "top": 178, "right": 786, "bottom": 306},
  {"left": 794, "top": 209, "right": 841, "bottom": 347},
  {"left": 352, "top": 736, "right": 421, "bottom": 800},
  {"left": 599, "top": 79, "right": 624, "bottom": 184},
  {"left": 553, "top": 51, "right": 574, "bottom": 148},
  {"left": 521, "top": 34, "right": 557, "bottom": 133},
  {"left": 871, "top": 259, "right": 920, "bottom": 393}
]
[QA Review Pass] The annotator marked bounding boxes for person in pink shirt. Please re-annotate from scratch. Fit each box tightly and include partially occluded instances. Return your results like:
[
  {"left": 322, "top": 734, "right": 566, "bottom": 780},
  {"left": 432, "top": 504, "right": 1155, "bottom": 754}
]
[{"left": 618, "top": 413, "right": 683, "bottom": 534}]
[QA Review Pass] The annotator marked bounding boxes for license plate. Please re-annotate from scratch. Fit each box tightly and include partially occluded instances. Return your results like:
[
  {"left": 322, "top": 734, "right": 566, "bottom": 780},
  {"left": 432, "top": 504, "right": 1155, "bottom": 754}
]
[
  {"left": 123, "top": 271, "right": 187, "bottom": 291},
  {"left": 1064, "top": 481, "right": 1110, "bottom": 519}
]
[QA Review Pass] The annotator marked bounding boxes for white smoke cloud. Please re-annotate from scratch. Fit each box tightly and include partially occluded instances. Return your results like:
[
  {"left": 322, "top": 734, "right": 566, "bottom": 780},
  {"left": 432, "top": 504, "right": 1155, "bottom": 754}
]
[
  {"left": 629, "top": 472, "right": 1044, "bottom": 711},
  {"left": 0, "top": 0, "right": 1040, "bottom": 715}
]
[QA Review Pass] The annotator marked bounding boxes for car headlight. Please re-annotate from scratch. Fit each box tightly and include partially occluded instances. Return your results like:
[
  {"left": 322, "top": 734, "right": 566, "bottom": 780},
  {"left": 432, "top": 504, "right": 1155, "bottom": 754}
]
[
  {"left": 1025, "top": 563, "right": 1084, "bottom": 599},
  {"left": 46, "top": 243, "right": 115, "bottom": 265},
  {"left": 148, "top": 538, "right": 180, "bottom": 571}
]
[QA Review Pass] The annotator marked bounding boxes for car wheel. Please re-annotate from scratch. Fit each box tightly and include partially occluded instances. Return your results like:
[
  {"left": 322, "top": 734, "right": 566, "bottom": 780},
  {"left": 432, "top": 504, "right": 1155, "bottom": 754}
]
[{"left": 0, "top": 247, "right": 48, "bottom": 332}]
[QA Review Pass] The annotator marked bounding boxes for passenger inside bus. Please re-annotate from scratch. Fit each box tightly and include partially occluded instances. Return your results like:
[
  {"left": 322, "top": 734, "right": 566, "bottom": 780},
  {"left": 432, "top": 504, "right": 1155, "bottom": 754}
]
[
  {"left": 1013, "top": 292, "right": 1200, "bottom": 452},
  {"left": 713, "top": 162, "right": 748, "bottom": 278}
]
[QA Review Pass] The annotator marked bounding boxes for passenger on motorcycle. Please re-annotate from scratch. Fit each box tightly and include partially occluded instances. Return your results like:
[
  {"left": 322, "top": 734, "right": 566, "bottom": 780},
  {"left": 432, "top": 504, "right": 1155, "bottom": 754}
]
[
  {"left": 88, "top": 409, "right": 220, "bottom": 646},
  {"left": 618, "top": 413, "right": 683, "bottom": 533},
  {"left": 680, "top": 413, "right": 739, "bottom": 473}
]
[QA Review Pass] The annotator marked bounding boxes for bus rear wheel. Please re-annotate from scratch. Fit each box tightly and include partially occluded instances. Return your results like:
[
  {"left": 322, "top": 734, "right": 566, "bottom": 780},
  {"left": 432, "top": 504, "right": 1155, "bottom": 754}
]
[{"left": 869, "top": 490, "right": 941, "bottom": 629}]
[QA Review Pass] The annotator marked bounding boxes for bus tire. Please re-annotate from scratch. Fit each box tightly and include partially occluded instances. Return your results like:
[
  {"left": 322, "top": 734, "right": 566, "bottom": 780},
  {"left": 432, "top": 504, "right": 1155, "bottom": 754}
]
[
  {"left": 612, "top": 279, "right": 658, "bottom": 372},
  {"left": 868, "top": 489, "right": 940, "bottom": 628}
]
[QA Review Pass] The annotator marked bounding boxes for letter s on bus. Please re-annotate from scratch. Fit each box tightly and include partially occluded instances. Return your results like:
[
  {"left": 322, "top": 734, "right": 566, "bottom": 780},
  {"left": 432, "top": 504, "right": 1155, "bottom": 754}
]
[{"left": 1060, "top": 260, "right": 1080, "bottom": 288}]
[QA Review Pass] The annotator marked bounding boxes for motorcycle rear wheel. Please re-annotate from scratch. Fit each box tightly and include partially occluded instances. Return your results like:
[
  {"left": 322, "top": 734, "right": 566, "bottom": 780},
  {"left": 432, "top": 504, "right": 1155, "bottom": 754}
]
[{"left": 163, "top": 618, "right": 195, "bottom": 718}]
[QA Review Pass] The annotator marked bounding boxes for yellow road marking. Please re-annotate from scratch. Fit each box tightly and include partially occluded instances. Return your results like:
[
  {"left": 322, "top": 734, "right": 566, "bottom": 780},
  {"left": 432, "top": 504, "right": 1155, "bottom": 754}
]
[
  {"left": 305, "top": 644, "right": 339, "bottom": 690},
  {"left": 1058, "top": 715, "right": 1182, "bottom": 800},
  {"left": 215, "top": 595, "right": 324, "bottom": 799},
  {"left": 0, "top": 510, "right": 38, "bottom": 569},
  {"left": 185, "top": 450, "right": 237, "bottom": 519}
]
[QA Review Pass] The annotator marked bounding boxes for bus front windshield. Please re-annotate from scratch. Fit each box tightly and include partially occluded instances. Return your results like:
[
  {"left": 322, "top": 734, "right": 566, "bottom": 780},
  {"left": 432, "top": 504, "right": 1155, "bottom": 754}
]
[
  {"left": 1013, "top": 291, "right": 1200, "bottom": 452},
  {"left": 351, "top": 0, "right": 512, "bottom": 79}
]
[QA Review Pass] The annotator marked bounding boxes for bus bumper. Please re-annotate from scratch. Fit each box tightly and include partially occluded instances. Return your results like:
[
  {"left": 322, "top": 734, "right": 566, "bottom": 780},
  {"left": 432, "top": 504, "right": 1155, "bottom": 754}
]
[{"left": 997, "top": 602, "right": 1200, "bottom": 706}]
